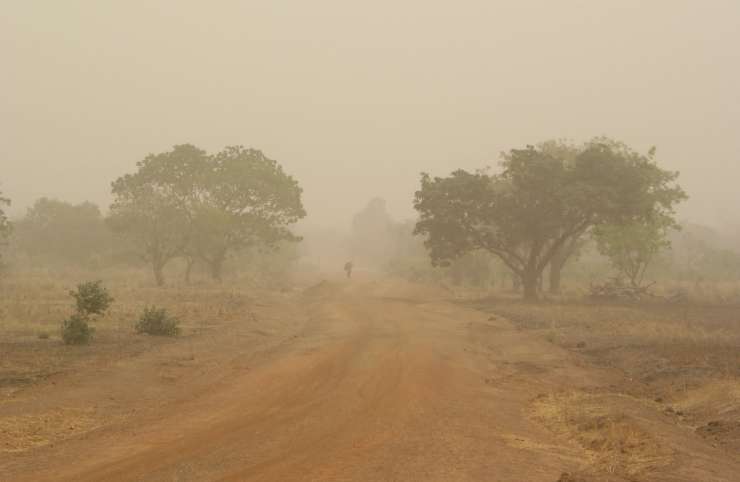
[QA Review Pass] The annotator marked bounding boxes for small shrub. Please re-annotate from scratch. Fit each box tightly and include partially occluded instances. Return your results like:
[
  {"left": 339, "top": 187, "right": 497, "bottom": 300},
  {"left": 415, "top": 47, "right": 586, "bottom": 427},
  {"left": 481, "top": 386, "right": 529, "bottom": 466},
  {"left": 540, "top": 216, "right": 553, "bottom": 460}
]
[
  {"left": 135, "top": 306, "right": 180, "bottom": 336},
  {"left": 61, "top": 313, "right": 95, "bottom": 345},
  {"left": 59, "top": 280, "right": 113, "bottom": 345},
  {"left": 70, "top": 280, "right": 114, "bottom": 317}
]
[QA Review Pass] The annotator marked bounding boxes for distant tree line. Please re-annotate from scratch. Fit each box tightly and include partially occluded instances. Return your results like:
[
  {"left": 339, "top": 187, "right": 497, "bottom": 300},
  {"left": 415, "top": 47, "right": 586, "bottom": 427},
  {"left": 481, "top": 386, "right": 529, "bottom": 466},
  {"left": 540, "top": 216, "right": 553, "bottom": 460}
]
[
  {"left": 12, "top": 198, "right": 114, "bottom": 267},
  {"left": 1, "top": 145, "right": 306, "bottom": 286},
  {"left": 6, "top": 137, "right": 740, "bottom": 299},
  {"left": 0, "top": 190, "right": 11, "bottom": 269}
]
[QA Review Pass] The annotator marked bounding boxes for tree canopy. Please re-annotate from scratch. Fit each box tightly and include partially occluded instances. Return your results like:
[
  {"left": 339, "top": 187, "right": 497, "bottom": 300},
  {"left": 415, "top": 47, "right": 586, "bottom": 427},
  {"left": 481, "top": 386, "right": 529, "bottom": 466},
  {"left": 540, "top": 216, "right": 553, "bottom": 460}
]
[
  {"left": 188, "top": 146, "right": 306, "bottom": 280},
  {"left": 108, "top": 145, "right": 201, "bottom": 285},
  {"left": 413, "top": 138, "right": 687, "bottom": 300},
  {"left": 108, "top": 144, "right": 305, "bottom": 285}
]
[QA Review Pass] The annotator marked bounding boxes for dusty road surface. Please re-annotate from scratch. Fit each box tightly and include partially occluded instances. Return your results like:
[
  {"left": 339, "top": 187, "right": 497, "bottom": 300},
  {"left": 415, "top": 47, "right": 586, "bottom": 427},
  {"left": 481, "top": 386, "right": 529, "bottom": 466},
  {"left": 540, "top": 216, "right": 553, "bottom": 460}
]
[{"left": 2, "top": 280, "right": 738, "bottom": 481}]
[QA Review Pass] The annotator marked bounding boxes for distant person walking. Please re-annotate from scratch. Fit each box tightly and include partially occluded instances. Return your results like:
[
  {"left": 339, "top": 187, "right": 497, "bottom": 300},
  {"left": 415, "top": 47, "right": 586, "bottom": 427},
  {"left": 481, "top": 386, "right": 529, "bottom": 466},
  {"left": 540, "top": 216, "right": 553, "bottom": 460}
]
[{"left": 344, "top": 261, "right": 354, "bottom": 279}]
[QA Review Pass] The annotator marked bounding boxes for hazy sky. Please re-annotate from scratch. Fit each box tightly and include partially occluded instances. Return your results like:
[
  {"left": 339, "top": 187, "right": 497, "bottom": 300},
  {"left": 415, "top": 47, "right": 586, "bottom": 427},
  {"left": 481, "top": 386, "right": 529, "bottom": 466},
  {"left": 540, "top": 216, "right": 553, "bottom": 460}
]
[{"left": 2, "top": 1, "right": 739, "bottom": 229}]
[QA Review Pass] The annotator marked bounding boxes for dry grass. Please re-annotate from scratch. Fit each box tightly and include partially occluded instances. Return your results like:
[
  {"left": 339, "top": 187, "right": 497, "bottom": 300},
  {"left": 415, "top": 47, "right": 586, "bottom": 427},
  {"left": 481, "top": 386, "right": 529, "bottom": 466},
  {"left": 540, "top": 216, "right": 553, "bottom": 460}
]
[
  {"left": 478, "top": 299, "right": 740, "bottom": 384},
  {"left": 472, "top": 293, "right": 740, "bottom": 470},
  {"left": 0, "top": 269, "right": 262, "bottom": 399},
  {"left": 533, "top": 391, "right": 674, "bottom": 478},
  {"left": 675, "top": 379, "right": 740, "bottom": 414},
  {"left": 0, "top": 408, "right": 102, "bottom": 453}
]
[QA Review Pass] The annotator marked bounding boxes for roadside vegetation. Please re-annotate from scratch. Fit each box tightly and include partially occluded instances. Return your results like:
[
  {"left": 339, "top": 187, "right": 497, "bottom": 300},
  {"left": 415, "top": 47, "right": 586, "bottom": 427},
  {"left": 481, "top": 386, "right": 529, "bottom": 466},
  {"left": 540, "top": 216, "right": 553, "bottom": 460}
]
[
  {"left": 474, "top": 296, "right": 740, "bottom": 478},
  {"left": 61, "top": 281, "right": 114, "bottom": 345},
  {"left": 135, "top": 306, "right": 181, "bottom": 336}
]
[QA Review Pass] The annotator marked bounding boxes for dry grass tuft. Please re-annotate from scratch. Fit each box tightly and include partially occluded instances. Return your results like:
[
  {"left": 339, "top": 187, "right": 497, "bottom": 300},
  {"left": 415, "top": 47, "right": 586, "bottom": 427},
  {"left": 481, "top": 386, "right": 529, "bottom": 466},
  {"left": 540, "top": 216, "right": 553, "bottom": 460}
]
[
  {"left": 0, "top": 408, "right": 100, "bottom": 453},
  {"left": 533, "top": 392, "right": 674, "bottom": 478}
]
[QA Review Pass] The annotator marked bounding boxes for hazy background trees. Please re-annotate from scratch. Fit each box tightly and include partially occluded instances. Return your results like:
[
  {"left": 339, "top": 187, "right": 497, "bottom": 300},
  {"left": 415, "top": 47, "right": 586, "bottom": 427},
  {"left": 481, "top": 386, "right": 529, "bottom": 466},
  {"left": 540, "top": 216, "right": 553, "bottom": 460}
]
[
  {"left": 13, "top": 198, "right": 112, "bottom": 267},
  {"left": 0, "top": 190, "right": 11, "bottom": 270},
  {"left": 350, "top": 198, "right": 395, "bottom": 267},
  {"left": 0, "top": 145, "right": 307, "bottom": 287},
  {"left": 593, "top": 221, "right": 671, "bottom": 289},
  {"left": 4, "top": 135, "right": 740, "bottom": 303}
]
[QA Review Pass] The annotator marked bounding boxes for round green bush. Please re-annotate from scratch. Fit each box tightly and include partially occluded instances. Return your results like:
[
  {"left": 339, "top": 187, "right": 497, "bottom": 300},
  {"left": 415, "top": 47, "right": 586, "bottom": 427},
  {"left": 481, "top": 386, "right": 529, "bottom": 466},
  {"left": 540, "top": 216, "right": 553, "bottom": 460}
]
[
  {"left": 61, "top": 313, "right": 95, "bottom": 345},
  {"left": 135, "top": 306, "right": 181, "bottom": 336},
  {"left": 70, "top": 280, "right": 114, "bottom": 316}
]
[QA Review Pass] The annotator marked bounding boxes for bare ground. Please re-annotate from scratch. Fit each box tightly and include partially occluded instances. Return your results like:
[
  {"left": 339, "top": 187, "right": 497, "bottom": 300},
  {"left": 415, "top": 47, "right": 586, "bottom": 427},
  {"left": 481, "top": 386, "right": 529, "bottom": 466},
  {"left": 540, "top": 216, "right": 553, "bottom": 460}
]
[{"left": 1, "top": 279, "right": 739, "bottom": 481}]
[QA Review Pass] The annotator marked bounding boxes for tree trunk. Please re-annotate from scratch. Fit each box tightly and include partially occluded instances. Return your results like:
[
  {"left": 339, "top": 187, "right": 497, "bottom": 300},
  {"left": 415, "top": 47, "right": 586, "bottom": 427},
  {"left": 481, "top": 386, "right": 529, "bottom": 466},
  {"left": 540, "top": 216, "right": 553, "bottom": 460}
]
[
  {"left": 512, "top": 272, "right": 522, "bottom": 292},
  {"left": 522, "top": 271, "right": 539, "bottom": 301},
  {"left": 549, "top": 248, "right": 566, "bottom": 294}
]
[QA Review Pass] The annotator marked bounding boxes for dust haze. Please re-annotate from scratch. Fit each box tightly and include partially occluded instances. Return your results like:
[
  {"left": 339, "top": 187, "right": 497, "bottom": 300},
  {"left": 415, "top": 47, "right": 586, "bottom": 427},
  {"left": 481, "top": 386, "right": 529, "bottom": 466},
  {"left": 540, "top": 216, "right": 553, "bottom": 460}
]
[
  {"left": 2, "top": 3, "right": 740, "bottom": 482},
  {"left": 3, "top": 0, "right": 739, "bottom": 228}
]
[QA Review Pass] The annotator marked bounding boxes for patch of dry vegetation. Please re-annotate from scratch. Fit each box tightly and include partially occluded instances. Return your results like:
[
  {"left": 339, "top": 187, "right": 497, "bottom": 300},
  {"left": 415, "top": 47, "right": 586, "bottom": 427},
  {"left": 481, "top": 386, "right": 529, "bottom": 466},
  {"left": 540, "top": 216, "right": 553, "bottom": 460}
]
[
  {"left": 475, "top": 297, "right": 740, "bottom": 463},
  {"left": 481, "top": 299, "right": 740, "bottom": 384},
  {"left": 533, "top": 391, "right": 674, "bottom": 479},
  {"left": 0, "top": 408, "right": 101, "bottom": 453},
  {"left": 0, "top": 270, "right": 258, "bottom": 396},
  {"left": 0, "top": 269, "right": 286, "bottom": 457}
]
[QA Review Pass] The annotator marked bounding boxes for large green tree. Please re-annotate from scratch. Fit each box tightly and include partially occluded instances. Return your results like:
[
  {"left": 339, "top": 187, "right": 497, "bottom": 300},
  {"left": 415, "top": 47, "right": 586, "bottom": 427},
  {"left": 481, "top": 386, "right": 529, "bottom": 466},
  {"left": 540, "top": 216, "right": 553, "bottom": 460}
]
[
  {"left": 187, "top": 146, "right": 306, "bottom": 281},
  {"left": 109, "top": 144, "right": 305, "bottom": 285},
  {"left": 108, "top": 145, "right": 205, "bottom": 286},
  {"left": 536, "top": 139, "right": 585, "bottom": 294},
  {"left": 413, "top": 138, "right": 687, "bottom": 300}
]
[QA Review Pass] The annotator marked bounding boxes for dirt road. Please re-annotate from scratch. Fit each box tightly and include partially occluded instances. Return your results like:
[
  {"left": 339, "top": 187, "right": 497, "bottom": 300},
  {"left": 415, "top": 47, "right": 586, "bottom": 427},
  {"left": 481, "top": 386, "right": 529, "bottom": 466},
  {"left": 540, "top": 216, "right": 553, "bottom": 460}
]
[{"left": 2, "top": 280, "right": 738, "bottom": 481}]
